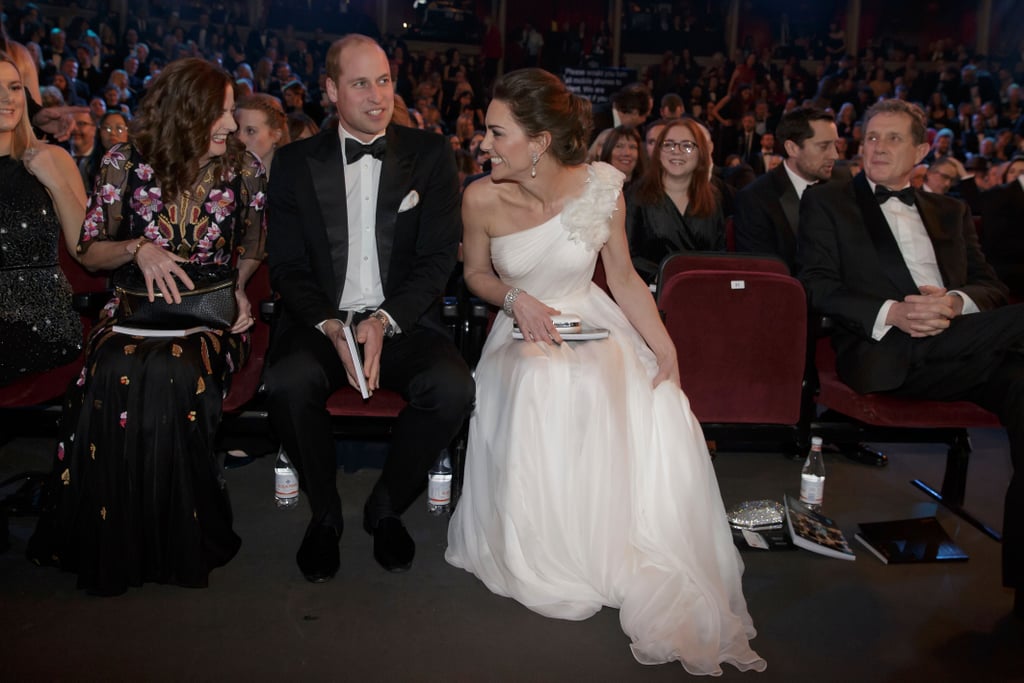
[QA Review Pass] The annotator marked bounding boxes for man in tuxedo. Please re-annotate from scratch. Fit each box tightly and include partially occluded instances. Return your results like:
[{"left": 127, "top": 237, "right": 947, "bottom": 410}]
[
  {"left": 981, "top": 164, "right": 1024, "bottom": 299},
  {"left": 734, "top": 106, "right": 839, "bottom": 273},
  {"left": 265, "top": 35, "right": 475, "bottom": 582},
  {"left": 798, "top": 99, "right": 1024, "bottom": 617},
  {"left": 590, "top": 82, "right": 651, "bottom": 144}
]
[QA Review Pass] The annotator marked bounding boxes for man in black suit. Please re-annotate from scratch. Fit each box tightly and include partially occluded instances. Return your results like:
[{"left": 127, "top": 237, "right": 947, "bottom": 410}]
[
  {"left": 734, "top": 106, "right": 839, "bottom": 273},
  {"left": 798, "top": 99, "right": 1024, "bottom": 617},
  {"left": 590, "top": 82, "right": 651, "bottom": 144},
  {"left": 981, "top": 165, "right": 1024, "bottom": 299},
  {"left": 265, "top": 35, "right": 474, "bottom": 582}
]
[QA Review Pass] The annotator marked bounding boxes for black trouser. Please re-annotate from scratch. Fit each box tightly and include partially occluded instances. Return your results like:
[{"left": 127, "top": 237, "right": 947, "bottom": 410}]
[
  {"left": 885, "top": 303, "right": 1024, "bottom": 589},
  {"left": 264, "top": 324, "right": 474, "bottom": 531}
]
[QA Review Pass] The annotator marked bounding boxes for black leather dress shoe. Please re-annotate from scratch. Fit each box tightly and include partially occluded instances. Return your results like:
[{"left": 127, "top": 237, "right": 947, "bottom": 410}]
[
  {"left": 363, "top": 515, "right": 415, "bottom": 572},
  {"left": 296, "top": 522, "right": 341, "bottom": 583}
]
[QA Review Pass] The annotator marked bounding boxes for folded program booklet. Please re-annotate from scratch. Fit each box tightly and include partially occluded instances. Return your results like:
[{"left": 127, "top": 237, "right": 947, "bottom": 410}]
[{"left": 344, "top": 324, "right": 370, "bottom": 399}]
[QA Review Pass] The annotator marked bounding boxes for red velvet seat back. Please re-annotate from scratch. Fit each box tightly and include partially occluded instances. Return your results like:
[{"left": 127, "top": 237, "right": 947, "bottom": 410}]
[
  {"left": 223, "top": 262, "right": 272, "bottom": 413},
  {"left": 657, "top": 252, "right": 789, "bottom": 298},
  {"left": 660, "top": 268, "right": 807, "bottom": 424}
]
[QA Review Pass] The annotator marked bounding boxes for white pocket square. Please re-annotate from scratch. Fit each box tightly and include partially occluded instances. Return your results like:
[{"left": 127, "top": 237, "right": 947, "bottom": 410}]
[{"left": 398, "top": 190, "right": 420, "bottom": 212}]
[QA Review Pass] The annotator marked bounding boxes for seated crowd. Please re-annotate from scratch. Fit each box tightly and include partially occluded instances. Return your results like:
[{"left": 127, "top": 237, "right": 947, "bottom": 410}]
[{"left": 1, "top": 3, "right": 1022, "bottom": 625}]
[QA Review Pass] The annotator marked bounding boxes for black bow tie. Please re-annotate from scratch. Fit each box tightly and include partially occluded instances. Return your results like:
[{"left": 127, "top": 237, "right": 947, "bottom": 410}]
[
  {"left": 874, "top": 184, "right": 916, "bottom": 206},
  {"left": 345, "top": 137, "right": 386, "bottom": 164}
]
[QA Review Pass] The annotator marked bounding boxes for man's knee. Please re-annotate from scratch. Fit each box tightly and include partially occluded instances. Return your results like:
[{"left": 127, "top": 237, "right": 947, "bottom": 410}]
[
  {"left": 264, "top": 349, "right": 331, "bottom": 404},
  {"left": 409, "top": 356, "right": 475, "bottom": 418}
]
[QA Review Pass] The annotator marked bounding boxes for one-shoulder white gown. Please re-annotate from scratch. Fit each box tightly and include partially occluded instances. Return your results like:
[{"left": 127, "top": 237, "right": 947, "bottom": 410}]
[{"left": 446, "top": 163, "right": 766, "bottom": 675}]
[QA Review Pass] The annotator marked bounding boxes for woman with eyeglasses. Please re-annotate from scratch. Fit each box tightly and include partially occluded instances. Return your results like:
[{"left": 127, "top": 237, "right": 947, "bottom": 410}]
[
  {"left": 80, "top": 110, "right": 129, "bottom": 193},
  {"left": 625, "top": 116, "right": 726, "bottom": 284}
]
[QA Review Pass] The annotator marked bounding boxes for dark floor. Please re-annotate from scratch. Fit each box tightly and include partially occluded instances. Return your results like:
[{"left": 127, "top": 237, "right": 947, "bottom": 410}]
[{"left": 1, "top": 430, "right": 1021, "bottom": 682}]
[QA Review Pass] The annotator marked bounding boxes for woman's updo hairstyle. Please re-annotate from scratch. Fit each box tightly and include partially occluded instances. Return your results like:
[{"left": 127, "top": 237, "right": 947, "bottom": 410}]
[{"left": 492, "top": 68, "right": 592, "bottom": 166}]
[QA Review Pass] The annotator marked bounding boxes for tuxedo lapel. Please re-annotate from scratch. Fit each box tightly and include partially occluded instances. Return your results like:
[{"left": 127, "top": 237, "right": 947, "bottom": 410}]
[
  {"left": 771, "top": 165, "right": 800, "bottom": 234},
  {"left": 915, "top": 191, "right": 957, "bottom": 286},
  {"left": 308, "top": 133, "right": 350, "bottom": 304},
  {"left": 852, "top": 173, "right": 918, "bottom": 296},
  {"left": 375, "top": 126, "right": 415, "bottom": 288}
]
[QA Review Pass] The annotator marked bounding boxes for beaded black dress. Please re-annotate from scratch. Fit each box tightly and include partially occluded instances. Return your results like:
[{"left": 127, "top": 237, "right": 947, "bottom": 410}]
[
  {"left": 29, "top": 145, "right": 267, "bottom": 595},
  {"left": 0, "top": 155, "right": 82, "bottom": 385}
]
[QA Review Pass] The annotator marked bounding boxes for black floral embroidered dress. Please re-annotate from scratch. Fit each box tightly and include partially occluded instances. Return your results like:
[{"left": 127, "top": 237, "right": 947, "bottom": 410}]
[{"left": 30, "top": 145, "right": 266, "bottom": 595}]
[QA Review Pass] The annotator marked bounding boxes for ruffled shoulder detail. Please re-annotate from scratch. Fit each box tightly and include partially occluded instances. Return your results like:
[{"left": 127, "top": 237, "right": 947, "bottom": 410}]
[{"left": 560, "top": 162, "right": 625, "bottom": 251}]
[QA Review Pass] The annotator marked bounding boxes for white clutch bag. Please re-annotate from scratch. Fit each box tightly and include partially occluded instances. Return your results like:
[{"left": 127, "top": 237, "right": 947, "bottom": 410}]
[{"left": 512, "top": 314, "right": 610, "bottom": 341}]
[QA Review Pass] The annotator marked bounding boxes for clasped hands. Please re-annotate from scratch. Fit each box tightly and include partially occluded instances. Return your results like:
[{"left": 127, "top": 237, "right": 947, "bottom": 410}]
[
  {"left": 886, "top": 284, "right": 964, "bottom": 338},
  {"left": 321, "top": 317, "right": 384, "bottom": 394},
  {"left": 133, "top": 241, "right": 254, "bottom": 334}
]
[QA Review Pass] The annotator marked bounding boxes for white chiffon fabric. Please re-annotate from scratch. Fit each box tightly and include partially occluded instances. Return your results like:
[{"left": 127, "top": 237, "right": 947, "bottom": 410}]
[{"left": 446, "top": 163, "right": 766, "bottom": 675}]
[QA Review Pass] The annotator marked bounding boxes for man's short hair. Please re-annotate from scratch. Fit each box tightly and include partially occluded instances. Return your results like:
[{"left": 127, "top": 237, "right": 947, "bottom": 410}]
[
  {"left": 864, "top": 99, "right": 928, "bottom": 145},
  {"left": 660, "top": 93, "right": 683, "bottom": 111},
  {"left": 929, "top": 157, "right": 956, "bottom": 173},
  {"left": 775, "top": 106, "right": 835, "bottom": 157},
  {"left": 612, "top": 82, "right": 652, "bottom": 116}
]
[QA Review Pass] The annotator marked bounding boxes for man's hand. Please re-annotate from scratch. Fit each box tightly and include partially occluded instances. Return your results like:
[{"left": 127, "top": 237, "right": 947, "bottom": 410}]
[
  {"left": 321, "top": 319, "right": 364, "bottom": 392},
  {"left": 356, "top": 317, "right": 385, "bottom": 391},
  {"left": 886, "top": 285, "right": 964, "bottom": 337}
]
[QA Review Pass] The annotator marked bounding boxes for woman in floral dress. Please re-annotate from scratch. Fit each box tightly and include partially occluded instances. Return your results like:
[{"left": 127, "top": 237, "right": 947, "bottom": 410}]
[{"left": 29, "top": 58, "right": 267, "bottom": 596}]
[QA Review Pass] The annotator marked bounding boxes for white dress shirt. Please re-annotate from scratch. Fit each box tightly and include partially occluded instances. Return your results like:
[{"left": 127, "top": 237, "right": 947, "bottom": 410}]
[
  {"left": 315, "top": 125, "right": 398, "bottom": 335},
  {"left": 782, "top": 160, "right": 814, "bottom": 199},
  {"left": 869, "top": 179, "right": 978, "bottom": 340}
]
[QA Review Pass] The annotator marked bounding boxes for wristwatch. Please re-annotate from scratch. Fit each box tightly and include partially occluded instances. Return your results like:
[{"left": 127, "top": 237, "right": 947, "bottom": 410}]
[{"left": 370, "top": 309, "right": 395, "bottom": 338}]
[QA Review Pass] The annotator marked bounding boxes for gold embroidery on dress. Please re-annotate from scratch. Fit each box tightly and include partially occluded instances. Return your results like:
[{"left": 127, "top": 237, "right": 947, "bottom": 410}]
[
  {"left": 100, "top": 506, "right": 107, "bottom": 520},
  {"left": 171, "top": 343, "right": 183, "bottom": 358},
  {"left": 61, "top": 468, "right": 70, "bottom": 485},
  {"left": 196, "top": 376, "right": 206, "bottom": 394}
]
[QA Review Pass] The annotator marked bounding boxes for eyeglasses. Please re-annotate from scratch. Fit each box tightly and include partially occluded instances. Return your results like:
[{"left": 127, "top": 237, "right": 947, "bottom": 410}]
[
  {"left": 103, "top": 125, "right": 128, "bottom": 135},
  {"left": 661, "top": 140, "right": 698, "bottom": 154}
]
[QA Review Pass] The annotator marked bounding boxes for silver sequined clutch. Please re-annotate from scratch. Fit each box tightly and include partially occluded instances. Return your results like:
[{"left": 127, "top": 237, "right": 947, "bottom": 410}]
[{"left": 727, "top": 499, "right": 785, "bottom": 531}]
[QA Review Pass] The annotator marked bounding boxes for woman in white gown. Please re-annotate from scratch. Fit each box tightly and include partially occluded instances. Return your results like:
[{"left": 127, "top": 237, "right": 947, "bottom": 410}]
[{"left": 445, "top": 69, "right": 766, "bottom": 675}]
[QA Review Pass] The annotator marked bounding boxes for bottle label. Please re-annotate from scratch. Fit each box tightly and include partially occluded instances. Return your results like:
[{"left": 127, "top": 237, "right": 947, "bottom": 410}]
[
  {"left": 427, "top": 473, "right": 452, "bottom": 506},
  {"left": 799, "top": 473, "right": 825, "bottom": 506},
  {"left": 275, "top": 468, "right": 299, "bottom": 499}
]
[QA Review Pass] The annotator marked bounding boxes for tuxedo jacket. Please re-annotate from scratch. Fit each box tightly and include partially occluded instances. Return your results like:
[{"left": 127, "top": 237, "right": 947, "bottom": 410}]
[
  {"left": 981, "top": 180, "right": 1024, "bottom": 298},
  {"left": 798, "top": 172, "right": 1007, "bottom": 394},
  {"left": 734, "top": 163, "right": 802, "bottom": 273},
  {"left": 266, "top": 124, "right": 461, "bottom": 343}
]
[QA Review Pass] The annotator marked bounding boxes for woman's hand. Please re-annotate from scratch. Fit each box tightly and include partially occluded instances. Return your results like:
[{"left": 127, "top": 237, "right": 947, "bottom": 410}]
[
  {"left": 133, "top": 241, "right": 194, "bottom": 303},
  {"left": 511, "top": 291, "right": 563, "bottom": 345},
  {"left": 652, "top": 349, "right": 681, "bottom": 389},
  {"left": 229, "top": 288, "right": 255, "bottom": 334}
]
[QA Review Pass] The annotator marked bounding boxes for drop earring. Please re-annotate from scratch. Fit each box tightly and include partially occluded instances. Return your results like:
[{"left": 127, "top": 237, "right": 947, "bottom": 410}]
[{"left": 530, "top": 152, "right": 539, "bottom": 178}]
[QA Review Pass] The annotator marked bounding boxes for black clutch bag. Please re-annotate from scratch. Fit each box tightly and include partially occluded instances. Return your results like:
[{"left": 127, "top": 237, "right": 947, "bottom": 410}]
[{"left": 114, "top": 262, "right": 238, "bottom": 330}]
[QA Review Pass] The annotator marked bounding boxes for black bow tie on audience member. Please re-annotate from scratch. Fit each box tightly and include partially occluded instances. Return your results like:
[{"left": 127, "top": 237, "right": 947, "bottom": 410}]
[
  {"left": 874, "top": 184, "right": 916, "bottom": 206},
  {"left": 345, "top": 137, "right": 386, "bottom": 164}
]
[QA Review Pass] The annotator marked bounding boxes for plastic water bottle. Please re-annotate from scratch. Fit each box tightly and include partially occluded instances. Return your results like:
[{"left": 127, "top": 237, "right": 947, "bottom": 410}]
[
  {"left": 274, "top": 448, "right": 299, "bottom": 509},
  {"left": 799, "top": 436, "right": 826, "bottom": 511},
  {"left": 427, "top": 450, "right": 453, "bottom": 515}
]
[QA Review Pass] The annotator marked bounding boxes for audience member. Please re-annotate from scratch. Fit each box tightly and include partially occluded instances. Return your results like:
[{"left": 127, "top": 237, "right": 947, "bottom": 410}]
[
  {"left": 29, "top": 57, "right": 267, "bottom": 596},
  {"left": 446, "top": 66, "right": 765, "bottom": 674},
  {"left": 734, "top": 106, "right": 839, "bottom": 272},
  {"left": 263, "top": 35, "right": 473, "bottom": 582},
  {"left": 591, "top": 81, "right": 652, "bottom": 143},
  {"left": 0, "top": 51, "right": 86, "bottom": 385},
  {"left": 626, "top": 116, "right": 725, "bottom": 283},
  {"left": 235, "top": 92, "right": 290, "bottom": 178},
  {"left": 597, "top": 124, "right": 646, "bottom": 189},
  {"left": 798, "top": 98, "right": 1024, "bottom": 619},
  {"left": 80, "top": 109, "right": 129, "bottom": 193},
  {"left": 981, "top": 154, "right": 1024, "bottom": 298}
]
